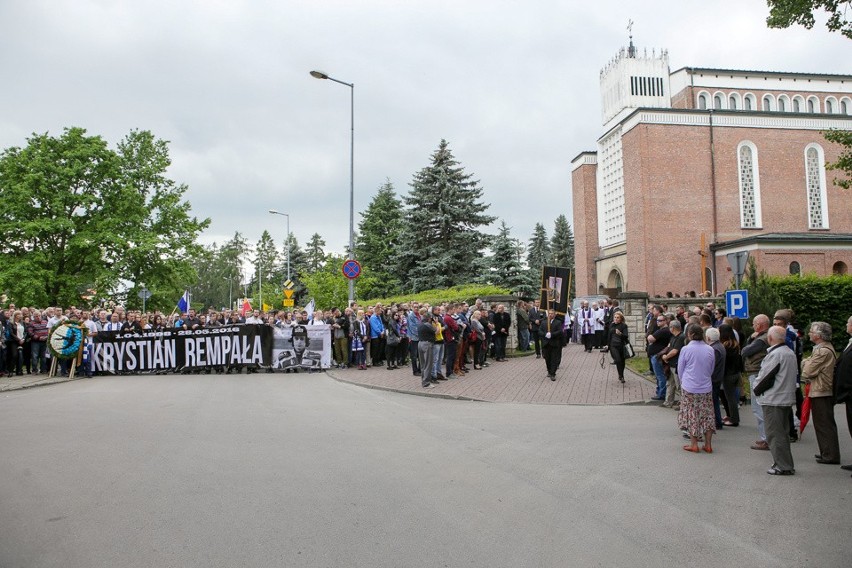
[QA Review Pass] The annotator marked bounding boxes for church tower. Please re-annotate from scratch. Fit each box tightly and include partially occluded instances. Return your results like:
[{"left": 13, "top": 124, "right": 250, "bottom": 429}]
[{"left": 599, "top": 25, "right": 671, "bottom": 127}]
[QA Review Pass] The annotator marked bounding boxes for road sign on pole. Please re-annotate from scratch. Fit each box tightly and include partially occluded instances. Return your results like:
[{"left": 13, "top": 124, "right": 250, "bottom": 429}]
[
  {"left": 725, "top": 290, "right": 749, "bottom": 319},
  {"left": 726, "top": 251, "right": 749, "bottom": 289},
  {"left": 342, "top": 259, "right": 361, "bottom": 280}
]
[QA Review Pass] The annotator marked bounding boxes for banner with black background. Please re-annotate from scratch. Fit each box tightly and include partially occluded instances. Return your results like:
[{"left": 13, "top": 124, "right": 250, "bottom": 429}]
[{"left": 91, "top": 325, "right": 333, "bottom": 374}]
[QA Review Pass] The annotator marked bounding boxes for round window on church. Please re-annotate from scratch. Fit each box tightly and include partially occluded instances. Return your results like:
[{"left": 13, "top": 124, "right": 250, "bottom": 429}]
[{"left": 789, "top": 261, "right": 801, "bottom": 276}]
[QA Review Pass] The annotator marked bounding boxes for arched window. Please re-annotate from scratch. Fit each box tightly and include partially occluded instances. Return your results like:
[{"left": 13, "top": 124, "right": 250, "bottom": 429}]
[
  {"left": 607, "top": 269, "right": 623, "bottom": 294},
  {"left": 697, "top": 92, "right": 709, "bottom": 110},
  {"left": 762, "top": 94, "right": 774, "bottom": 111},
  {"left": 737, "top": 141, "right": 762, "bottom": 228},
  {"left": 805, "top": 144, "right": 829, "bottom": 229},
  {"left": 825, "top": 97, "right": 837, "bottom": 114},
  {"left": 789, "top": 262, "right": 801, "bottom": 276},
  {"left": 729, "top": 93, "right": 739, "bottom": 110},
  {"left": 841, "top": 97, "right": 852, "bottom": 115},
  {"left": 744, "top": 93, "right": 755, "bottom": 111},
  {"left": 713, "top": 92, "right": 724, "bottom": 109},
  {"left": 778, "top": 95, "right": 789, "bottom": 112},
  {"left": 833, "top": 261, "right": 848, "bottom": 275},
  {"left": 793, "top": 96, "right": 804, "bottom": 113},
  {"left": 807, "top": 96, "right": 819, "bottom": 113}
]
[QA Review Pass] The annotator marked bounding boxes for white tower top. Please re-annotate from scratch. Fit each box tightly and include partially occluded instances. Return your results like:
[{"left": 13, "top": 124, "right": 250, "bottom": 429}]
[{"left": 600, "top": 29, "right": 671, "bottom": 127}]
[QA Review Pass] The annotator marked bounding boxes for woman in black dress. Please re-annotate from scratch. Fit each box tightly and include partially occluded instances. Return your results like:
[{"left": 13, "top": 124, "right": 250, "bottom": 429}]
[{"left": 606, "top": 311, "right": 630, "bottom": 383}]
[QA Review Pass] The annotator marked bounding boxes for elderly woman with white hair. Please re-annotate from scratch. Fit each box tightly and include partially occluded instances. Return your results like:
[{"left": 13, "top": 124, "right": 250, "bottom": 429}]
[{"left": 802, "top": 321, "right": 840, "bottom": 465}]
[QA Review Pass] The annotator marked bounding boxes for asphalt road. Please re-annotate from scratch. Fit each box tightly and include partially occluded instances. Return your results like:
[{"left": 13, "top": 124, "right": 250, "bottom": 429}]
[{"left": 1, "top": 374, "right": 850, "bottom": 568}]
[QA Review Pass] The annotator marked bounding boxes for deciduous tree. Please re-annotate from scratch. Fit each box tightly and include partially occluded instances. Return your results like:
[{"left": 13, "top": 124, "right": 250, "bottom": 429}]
[{"left": 0, "top": 127, "right": 209, "bottom": 307}]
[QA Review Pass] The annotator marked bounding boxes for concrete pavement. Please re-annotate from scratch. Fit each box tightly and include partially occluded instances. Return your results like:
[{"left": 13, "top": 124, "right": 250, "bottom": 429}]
[{"left": 1, "top": 372, "right": 850, "bottom": 568}]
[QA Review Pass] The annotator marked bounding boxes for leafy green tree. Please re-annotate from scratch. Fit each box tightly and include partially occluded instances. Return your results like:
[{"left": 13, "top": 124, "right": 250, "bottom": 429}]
[
  {"left": 397, "top": 139, "right": 496, "bottom": 292},
  {"left": 765, "top": 2, "right": 852, "bottom": 189},
  {"left": 766, "top": 0, "right": 852, "bottom": 38},
  {"left": 355, "top": 179, "right": 404, "bottom": 297},
  {"left": 300, "top": 254, "right": 350, "bottom": 310},
  {"left": 490, "top": 221, "right": 529, "bottom": 293},
  {"left": 305, "top": 233, "right": 327, "bottom": 273},
  {"left": 0, "top": 127, "right": 209, "bottom": 308},
  {"left": 192, "top": 232, "right": 248, "bottom": 311},
  {"left": 825, "top": 129, "right": 852, "bottom": 189}
]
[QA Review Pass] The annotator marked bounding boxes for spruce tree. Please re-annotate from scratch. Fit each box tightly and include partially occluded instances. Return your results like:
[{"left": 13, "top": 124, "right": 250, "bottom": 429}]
[
  {"left": 355, "top": 179, "right": 403, "bottom": 297},
  {"left": 251, "top": 230, "right": 280, "bottom": 289},
  {"left": 305, "top": 233, "right": 327, "bottom": 273},
  {"left": 397, "top": 140, "right": 496, "bottom": 292},
  {"left": 551, "top": 215, "right": 575, "bottom": 270},
  {"left": 527, "top": 222, "right": 551, "bottom": 271},
  {"left": 490, "top": 220, "right": 528, "bottom": 293}
]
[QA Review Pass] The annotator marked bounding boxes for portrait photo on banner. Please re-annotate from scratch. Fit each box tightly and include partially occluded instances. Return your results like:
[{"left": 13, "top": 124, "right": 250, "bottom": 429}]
[
  {"left": 540, "top": 266, "right": 571, "bottom": 315},
  {"left": 271, "top": 324, "right": 332, "bottom": 371}
]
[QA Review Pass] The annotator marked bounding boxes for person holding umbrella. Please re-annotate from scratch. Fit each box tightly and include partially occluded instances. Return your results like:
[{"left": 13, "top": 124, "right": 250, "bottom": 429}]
[
  {"left": 834, "top": 315, "right": 852, "bottom": 476},
  {"left": 801, "top": 321, "right": 840, "bottom": 465}
]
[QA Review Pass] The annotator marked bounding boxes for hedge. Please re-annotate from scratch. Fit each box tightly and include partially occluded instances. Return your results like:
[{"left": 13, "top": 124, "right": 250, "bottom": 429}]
[
  {"left": 742, "top": 271, "right": 852, "bottom": 352},
  {"left": 364, "top": 284, "right": 511, "bottom": 308}
]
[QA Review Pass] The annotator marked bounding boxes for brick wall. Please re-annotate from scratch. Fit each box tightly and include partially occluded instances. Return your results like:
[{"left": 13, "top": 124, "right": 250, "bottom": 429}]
[
  {"left": 618, "top": 122, "right": 852, "bottom": 296},
  {"left": 572, "top": 161, "right": 599, "bottom": 296}
]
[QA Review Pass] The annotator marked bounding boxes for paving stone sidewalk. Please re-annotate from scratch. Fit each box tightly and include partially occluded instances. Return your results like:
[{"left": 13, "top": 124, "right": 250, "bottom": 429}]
[
  {"left": 0, "top": 371, "right": 81, "bottom": 392},
  {"left": 327, "top": 343, "right": 657, "bottom": 405}
]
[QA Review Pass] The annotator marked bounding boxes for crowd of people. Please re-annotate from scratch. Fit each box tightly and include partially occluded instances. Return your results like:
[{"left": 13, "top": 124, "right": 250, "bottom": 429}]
[
  {"left": 601, "top": 300, "right": 852, "bottom": 478},
  {"left": 5, "top": 297, "right": 850, "bottom": 478},
  {"left": 0, "top": 299, "right": 549, "bottom": 382}
]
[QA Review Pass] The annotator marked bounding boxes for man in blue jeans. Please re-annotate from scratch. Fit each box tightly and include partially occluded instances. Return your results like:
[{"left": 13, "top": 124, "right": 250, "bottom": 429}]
[{"left": 648, "top": 314, "right": 672, "bottom": 400}]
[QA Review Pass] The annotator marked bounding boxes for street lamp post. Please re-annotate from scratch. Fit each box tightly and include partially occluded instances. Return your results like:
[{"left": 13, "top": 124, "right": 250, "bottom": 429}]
[
  {"left": 268, "top": 209, "right": 291, "bottom": 282},
  {"left": 310, "top": 69, "right": 355, "bottom": 306}
]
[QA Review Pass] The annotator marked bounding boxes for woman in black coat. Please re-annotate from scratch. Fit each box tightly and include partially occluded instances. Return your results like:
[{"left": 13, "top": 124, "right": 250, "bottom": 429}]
[{"left": 606, "top": 311, "right": 630, "bottom": 383}]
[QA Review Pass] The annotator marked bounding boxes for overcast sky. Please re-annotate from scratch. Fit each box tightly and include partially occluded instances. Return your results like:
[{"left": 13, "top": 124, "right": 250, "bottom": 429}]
[{"left": 2, "top": 1, "right": 850, "bottom": 257}]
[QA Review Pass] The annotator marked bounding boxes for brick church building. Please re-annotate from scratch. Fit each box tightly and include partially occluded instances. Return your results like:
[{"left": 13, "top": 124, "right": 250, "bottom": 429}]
[{"left": 571, "top": 40, "right": 852, "bottom": 298}]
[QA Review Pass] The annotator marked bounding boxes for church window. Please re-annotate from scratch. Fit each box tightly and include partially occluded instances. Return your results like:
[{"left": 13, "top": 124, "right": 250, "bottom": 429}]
[
  {"left": 789, "top": 262, "right": 801, "bottom": 276},
  {"left": 825, "top": 97, "right": 836, "bottom": 114},
  {"left": 805, "top": 144, "right": 828, "bottom": 229},
  {"left": 762, "top": 95, "right": 774, "bottom": 111},
  {"left": 714, "top": 93, "right": 723, "bottom": 109},
  {"left": 841, "top": 98, "right": 851, "bottom": 115},
  {"left": 793, "top": 96, "right": 803, "bottom": 112},
  {"left": 807, "top": 96, "right": 818, "bottom": 113},
  {"left": 698, "top": 92, "right": 709, "bottom": 109},
  {"left": 729, "top": 93, "right": 739, "bottom": 110},
  {"left": 833, "top": 261, "right": 848, "bottom": 275},
  {"left": 737, "top": 142, "right": 762, "bottom": 229},
  {"left": 744, "top": 94, "right": 755, "bottom": 110},
  {"left": 778, "top": 95, "right": 788, "bottom": 112}
]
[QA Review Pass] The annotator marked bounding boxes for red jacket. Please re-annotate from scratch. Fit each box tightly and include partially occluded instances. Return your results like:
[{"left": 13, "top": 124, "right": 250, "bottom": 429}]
[{"left": 443, "top": 314, "right": 459, "bottom": 343}]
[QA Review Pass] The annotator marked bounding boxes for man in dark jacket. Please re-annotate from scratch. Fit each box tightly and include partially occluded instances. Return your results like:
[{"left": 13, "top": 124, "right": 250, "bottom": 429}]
[
  {"left": 492, "top": 304, "right": 511, "bottom": 362},
  {"left": 836, "top": 315, "right": 852, "bottom": 476},
  {"left": 540, "top": 308, "right": 564, "bottom": 380}
]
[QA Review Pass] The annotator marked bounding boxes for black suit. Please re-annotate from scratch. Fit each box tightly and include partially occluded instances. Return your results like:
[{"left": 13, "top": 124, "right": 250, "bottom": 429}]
[
  {"left": 835, "top": 340, "right": 852, "bottom": 442},
  {"left": 528, "top": 307, "right": 544, "bottom": 356},
  {"left": 539, "top": 316, "right": 564, "bottom": 378}
]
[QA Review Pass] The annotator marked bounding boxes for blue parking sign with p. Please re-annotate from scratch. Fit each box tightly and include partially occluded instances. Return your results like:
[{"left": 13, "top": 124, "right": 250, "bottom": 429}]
[{"left": 725, "top": 290, "right": 749, "bottom": 319}]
